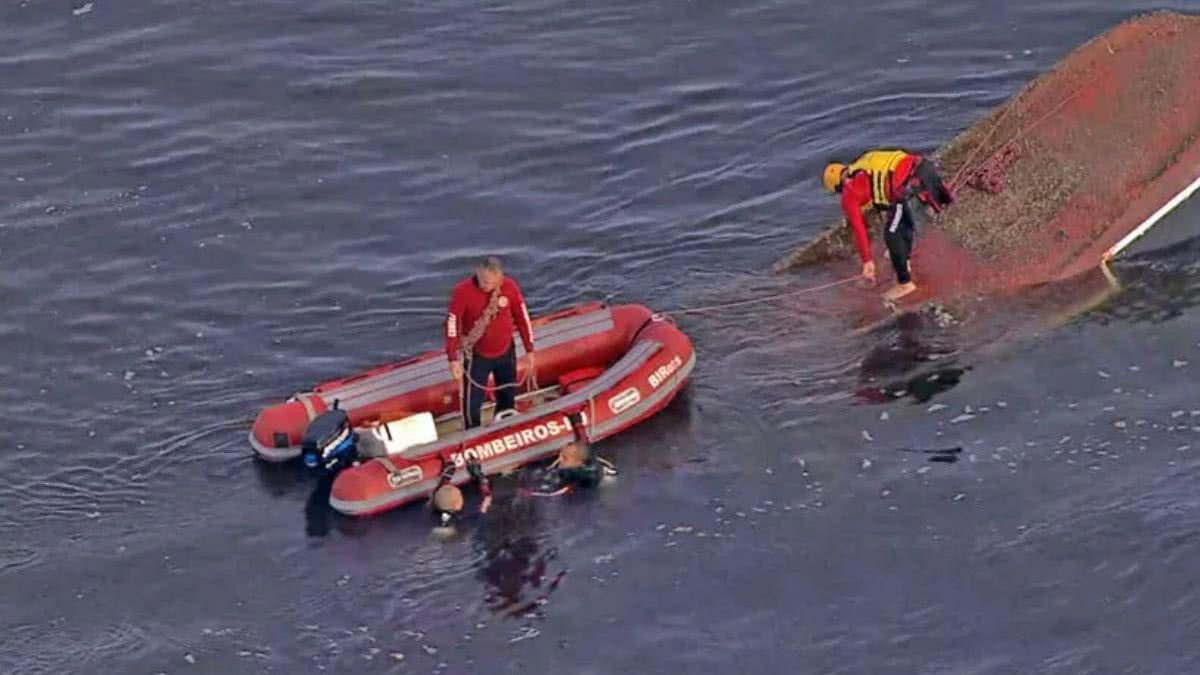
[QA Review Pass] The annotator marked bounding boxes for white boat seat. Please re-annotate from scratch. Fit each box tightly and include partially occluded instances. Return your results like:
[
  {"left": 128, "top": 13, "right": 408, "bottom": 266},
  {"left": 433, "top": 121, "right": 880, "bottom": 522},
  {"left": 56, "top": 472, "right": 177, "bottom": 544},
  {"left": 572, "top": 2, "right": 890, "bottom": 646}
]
[{"left": 366, "top": 412, "right": 438, "bottom": 456}]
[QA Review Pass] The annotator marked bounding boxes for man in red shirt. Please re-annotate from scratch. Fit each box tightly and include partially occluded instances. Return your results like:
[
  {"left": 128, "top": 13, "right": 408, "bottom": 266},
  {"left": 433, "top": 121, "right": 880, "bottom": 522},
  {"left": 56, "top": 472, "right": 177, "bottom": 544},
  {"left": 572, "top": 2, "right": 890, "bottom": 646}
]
[
  {"left": 445, "top": 256, "right": 536, "bottom": 428},
  {"left": 822, "top": 149, "right": 953, "bottom": 301}
]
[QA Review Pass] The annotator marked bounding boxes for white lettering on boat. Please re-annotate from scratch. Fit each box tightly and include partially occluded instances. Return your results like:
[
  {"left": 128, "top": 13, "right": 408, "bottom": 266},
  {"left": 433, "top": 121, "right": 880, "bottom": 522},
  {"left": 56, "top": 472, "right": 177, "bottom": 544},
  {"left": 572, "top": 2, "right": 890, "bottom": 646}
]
[
  {"left": 451, "top": 415, "right": 579, "bottom": 467},
  {"left": 649, "top": 355, "right": 684, "bottom": 389}
]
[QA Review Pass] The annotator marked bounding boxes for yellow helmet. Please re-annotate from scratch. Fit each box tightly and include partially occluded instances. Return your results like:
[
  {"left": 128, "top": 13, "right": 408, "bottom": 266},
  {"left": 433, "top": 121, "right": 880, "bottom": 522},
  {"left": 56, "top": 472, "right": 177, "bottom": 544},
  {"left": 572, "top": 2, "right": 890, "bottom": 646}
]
[{"left": 822, "top": 162, "right": 846, "bottom": 193}]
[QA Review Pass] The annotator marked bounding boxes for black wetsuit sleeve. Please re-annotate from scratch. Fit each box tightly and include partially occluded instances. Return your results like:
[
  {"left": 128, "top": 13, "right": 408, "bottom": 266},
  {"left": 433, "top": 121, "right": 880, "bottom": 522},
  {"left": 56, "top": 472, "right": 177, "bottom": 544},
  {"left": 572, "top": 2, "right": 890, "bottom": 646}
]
[
  {"left": 431, "top": 456, "right": 456, "bottom": 498},
  {"left": 467, "top": 459, "right": 492, "bottom": 501}
]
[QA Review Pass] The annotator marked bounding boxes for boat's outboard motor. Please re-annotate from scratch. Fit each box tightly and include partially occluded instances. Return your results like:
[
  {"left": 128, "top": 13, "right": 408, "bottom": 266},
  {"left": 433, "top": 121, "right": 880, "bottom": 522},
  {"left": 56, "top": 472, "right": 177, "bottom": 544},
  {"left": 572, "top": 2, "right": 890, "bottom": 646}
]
[{"left": 300, "top": 400, "right": 359, "bottom": 472}]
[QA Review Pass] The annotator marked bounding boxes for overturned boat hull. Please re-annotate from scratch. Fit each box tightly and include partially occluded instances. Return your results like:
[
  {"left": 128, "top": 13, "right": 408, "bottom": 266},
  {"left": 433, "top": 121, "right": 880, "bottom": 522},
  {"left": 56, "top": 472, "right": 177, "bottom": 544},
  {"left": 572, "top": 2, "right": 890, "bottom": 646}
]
[{"left": 776, "top": 11, "right": 1200, "bottom": 308}]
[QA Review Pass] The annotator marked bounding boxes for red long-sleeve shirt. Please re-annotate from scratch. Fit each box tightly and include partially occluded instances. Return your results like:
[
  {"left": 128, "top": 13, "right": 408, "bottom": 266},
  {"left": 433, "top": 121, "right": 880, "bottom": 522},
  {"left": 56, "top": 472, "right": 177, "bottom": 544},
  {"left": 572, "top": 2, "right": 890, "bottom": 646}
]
[
  {"left": 445, "top": 276, "right": 535, "bottom": 360},
  {"left": 840, "top": 155, "right": 917, "bottom": 264}
]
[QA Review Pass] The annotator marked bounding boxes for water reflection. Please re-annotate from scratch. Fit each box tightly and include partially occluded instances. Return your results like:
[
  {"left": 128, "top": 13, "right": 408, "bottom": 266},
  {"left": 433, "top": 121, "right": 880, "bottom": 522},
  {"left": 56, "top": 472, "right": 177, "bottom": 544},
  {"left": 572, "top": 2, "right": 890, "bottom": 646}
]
[
  {"left": 855, "top": 309, "right": 966, "bottom": 405},
  {"left": 470, "top": 496, "right": 566, "bottom": 619},
  {"left": 848, "top": 259, "right": 1133, "bottom": 406},
  {"left": 252, "top": 457, "right": 309, "bottom": 498},
  {"left": 304, "top": 474, "right": 337, "bottom": 538},
  {"left": 1083, "top": 245, "right": 1200, "bottom": 326}
]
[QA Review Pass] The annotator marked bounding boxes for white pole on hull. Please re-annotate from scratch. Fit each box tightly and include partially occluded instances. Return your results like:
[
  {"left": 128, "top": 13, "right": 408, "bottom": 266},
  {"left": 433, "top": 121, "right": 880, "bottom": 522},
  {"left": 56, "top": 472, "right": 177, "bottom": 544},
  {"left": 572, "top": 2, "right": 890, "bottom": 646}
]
[{"left": 1103, "top": 171, "right": 1200, "bottom": 262}]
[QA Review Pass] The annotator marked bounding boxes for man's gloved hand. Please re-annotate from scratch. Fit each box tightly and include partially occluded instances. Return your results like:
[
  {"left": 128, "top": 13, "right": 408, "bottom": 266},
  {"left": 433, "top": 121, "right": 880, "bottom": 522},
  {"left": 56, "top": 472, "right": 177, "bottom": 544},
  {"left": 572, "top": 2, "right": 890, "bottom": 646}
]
[
  {"left": 467, "top": 459, "right": 486, "bottom": 483},
  {"left": 439, "top": 456, "right": 456, "bottom": 482}
]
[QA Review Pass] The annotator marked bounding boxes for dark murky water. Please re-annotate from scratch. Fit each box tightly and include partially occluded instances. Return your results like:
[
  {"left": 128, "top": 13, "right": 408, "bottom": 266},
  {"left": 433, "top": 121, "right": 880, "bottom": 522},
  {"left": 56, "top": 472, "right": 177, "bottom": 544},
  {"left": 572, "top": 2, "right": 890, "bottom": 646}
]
[{"left": 4, "top": 1, "right": 1200, "bottom": 673}]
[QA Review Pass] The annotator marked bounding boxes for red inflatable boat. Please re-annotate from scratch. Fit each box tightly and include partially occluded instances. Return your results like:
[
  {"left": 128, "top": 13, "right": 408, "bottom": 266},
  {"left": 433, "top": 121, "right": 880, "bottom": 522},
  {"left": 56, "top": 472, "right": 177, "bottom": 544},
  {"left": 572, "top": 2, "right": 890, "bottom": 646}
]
[{"left": 248, "top": 302, "right": 694, "bottom": 516}]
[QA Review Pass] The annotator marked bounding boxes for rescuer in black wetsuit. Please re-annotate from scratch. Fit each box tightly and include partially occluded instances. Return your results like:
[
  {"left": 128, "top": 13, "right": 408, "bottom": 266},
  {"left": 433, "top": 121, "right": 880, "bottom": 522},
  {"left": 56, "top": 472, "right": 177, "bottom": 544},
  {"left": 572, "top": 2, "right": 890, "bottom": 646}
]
[
  {"left": 523, "top": 411, "right": 615, "bottom": 497},
  {"left": 430, "top": 411, "right": 615, "bottom": 527},
  {"left": 430, "top": 457, "right": 492, "bottom": 527}
]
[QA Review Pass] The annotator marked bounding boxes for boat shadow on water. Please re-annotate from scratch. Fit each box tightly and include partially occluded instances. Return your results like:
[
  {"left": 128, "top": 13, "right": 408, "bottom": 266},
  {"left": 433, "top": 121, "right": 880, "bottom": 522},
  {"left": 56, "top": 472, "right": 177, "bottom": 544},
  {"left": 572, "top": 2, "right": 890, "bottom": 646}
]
[{"left": 248, "top": 459, "right": 368, "bottom": 538}]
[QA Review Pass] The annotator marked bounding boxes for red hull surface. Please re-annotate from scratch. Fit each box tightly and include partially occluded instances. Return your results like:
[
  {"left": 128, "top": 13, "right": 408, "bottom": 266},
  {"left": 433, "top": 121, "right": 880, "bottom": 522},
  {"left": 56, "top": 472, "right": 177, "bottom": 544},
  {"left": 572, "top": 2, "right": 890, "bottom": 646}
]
[{"left": 248, "top": 303, "right": 694, "bottom": 516}]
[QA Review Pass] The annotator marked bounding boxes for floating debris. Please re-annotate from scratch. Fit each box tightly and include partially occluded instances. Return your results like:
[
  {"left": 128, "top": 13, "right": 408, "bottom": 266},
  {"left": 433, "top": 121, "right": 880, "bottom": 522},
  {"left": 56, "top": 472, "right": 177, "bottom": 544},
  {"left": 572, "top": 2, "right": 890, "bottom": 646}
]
[
  {"left": 895, "top": 447, "right": 962, "bottom": 463},
  {"left": 950, "top": 414, "right": 976, "bottom": 424},
  {"left": 861, "top": 458, "right": 873, "bottom": 471},
  {"left": 1175, "top": 360, "right": 1190, "bottom": 368},
  {"left": 73, "top": 2, "right": 94, "bottom": 15},
  {"left": 510, "top": 627, "right": 541, "bottom": 644},
  {"left": 862, "top": 430, "right": 875, "bottom": 442},
  {"left": 927, "top": 403, "right": 948, "bottom": 413}
]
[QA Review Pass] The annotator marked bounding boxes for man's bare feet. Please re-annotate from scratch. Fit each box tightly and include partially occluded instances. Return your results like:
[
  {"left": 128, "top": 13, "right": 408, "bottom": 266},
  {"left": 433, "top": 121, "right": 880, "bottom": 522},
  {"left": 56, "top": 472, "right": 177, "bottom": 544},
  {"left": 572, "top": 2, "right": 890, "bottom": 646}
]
[{"left": 883, "top": 282, "right": 917, "bottom": 302}]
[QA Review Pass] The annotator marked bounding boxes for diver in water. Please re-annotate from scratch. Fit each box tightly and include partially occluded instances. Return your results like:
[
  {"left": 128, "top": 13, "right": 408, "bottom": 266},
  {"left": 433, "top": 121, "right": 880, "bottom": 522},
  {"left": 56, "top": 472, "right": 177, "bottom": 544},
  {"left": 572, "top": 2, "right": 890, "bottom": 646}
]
[
  {"left": 522, "top": 410, "right": 617, "bottom": 497},
  {"left": 523, "top": 437, "right": 616, "bottom": 497},
  {"left": 429, "top": 457, "right": 493, "bottom": 528},
  {"left": 429, "top": 411, "right": 616, "bottom": 530}
]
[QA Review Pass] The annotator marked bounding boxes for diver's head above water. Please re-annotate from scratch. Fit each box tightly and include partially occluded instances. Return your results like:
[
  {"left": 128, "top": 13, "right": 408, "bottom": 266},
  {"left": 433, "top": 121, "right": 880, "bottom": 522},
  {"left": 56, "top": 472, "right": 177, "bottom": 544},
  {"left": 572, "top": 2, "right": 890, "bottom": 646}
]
[
  {"left": 557, "top": 441, "right": 590, "bottom": 469},
  {"left": 432, "top": 484, "right": 465, "bottom": 525}
]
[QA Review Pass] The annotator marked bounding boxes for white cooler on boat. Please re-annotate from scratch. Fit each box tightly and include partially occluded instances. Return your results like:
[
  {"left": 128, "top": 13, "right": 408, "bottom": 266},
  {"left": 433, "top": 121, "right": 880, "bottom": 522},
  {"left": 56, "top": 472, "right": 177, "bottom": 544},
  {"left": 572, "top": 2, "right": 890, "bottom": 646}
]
[{"left": 361, "top": 412, "right": 438, "bottom": 457}]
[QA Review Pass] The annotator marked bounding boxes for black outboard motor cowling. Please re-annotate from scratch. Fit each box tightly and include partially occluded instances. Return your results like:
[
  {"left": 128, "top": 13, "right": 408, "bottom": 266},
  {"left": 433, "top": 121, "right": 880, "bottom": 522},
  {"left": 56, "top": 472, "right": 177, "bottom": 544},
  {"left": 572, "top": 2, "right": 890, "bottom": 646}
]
[{"left": 300, "top": 401, "right": 358, "bottom": 471}]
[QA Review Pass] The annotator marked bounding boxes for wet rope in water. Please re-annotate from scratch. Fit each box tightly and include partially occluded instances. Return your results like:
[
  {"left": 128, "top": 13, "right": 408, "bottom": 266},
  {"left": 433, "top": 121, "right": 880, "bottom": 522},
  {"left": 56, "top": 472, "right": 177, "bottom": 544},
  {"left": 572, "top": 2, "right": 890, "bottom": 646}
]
[
  {"left": 662, "top": 275, "right": 861, "bottom": 316},
  {"left": 451, "top": 273, "right": 861, "bottom": 429}
]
